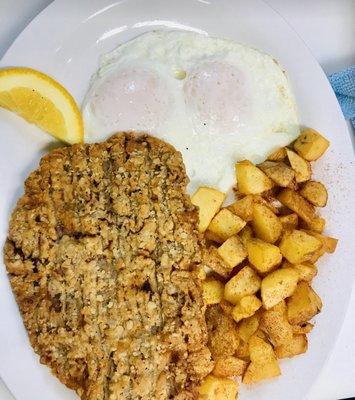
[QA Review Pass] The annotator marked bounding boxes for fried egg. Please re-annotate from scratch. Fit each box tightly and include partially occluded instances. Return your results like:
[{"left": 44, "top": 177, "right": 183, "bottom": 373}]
[{"left": 83, "top": 30, "right": 299, "bottom": 192}]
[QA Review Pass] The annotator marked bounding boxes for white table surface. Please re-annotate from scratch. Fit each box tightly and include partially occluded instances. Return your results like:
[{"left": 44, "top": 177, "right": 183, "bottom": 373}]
[{"left": 0, "top": 1, "right": 354, "bottom": 399}]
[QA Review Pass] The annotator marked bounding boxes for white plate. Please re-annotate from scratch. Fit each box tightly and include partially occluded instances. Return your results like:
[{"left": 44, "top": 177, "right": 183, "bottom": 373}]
[{"left": 0, "top": 1, "right": 354, "bottom": 399}]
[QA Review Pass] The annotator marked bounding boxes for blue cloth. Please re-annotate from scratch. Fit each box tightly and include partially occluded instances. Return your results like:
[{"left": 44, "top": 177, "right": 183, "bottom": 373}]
[{"left": 329, "top": 67, "right": 355, "bottom": 128}]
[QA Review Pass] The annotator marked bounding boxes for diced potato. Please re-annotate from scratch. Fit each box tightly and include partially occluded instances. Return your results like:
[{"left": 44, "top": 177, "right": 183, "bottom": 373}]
[
  {"left": 252, "top": 203, "right": 282, "bottom": 243},
  {"left": 217, "top": 236, "right": 247, "bottom": 269},
  {"left": 213, "top": 356, "right": 248, "bottom": 377},
  {"left": 204, "top": 229, "right": 224, "bottom": 244},
  {"left": 269, "top": 298, "right": 287, "bottom": 313},
  {"left": 258, "top": 160, "right": 295, "bottom": 187},
  {"left": 260, "top": 300, "right": 293, "bottom": 346},
  {"left": 247, "top": 238, "right": 282, "bottom": 274},
  {"left": 228, "top": 195, "right": 254, "bottom": 221},
  {"left": 278, "top": 188, "right": 316, "bottom": 225},
  {"left": 323, "top": 235, "right": 338, "bottom": 253},
  {"left": 239, "top": 225, "right": 254, "bottom": 247},
  {"left": 202, "top": 247, "right": 232, "bottom": 278},
  {"left": 287, "top": 281, "right": 322, "bottom": 325},
  {"left": 191, "top": 187, "right": 225, "bottom": 233},
  {"left": 274, "top": 334, "right": 308, "bottom": 359},
  {"left": 300, "top": 216, "right": 326, "bottom": 233},
  {"left": 232, "top": 295, "right": 262, "bottom": 323},
  {"left": 220, "top": 299, "right": 234, "bottom": 316},
  {"left": 292, "top": 262, "right": 317, "bottom": 282},
  {"left": 203, "top": 279, "right": 225, "bottom": 305},
  {"left": 261, "top": 268, "right": 299, "bottom": 309},
  {"left": 279, "top": 230, "right": 322, "bottom": 264},
  {"left": 252, "top": 328, "right": 267, "bottom": 340},
  {"left": 286, "top": 148, "right": 311, "bottom": 183},
  {"left": 236, "top": 160, "right": 273, "bottom": 195},
  {"left": 236, "top": 340, "right": 250, "bottom": 360},
  {"left": 305, "top": 229, "right": 338, "bottom": 262},
  {"left": 308, "top": 250, "right": 323, "bottom": 264},
  {"left": 267, "top": 147, "right": 287, "bottom": 161},
  {"left": 206, "top": 306, "right": 240, "bottom": 357},
  {"left": 243, "top": 335, "right": 281, "bottom": 384},
  {"left": 253, "top": 195, "right": 280, "bottom": 215},
  {"left": 279, "top": 213, "right": 299, "bottom": 231},
  {"left": 303, "top": 230, "right": 338, "bottom": 254},
  {"left": 224, "top": 265, "right": 261, "bottom": 304},
  {"left": 300, "top": 181, "right": 328, "bottom": 207},
  {"left": 198, "top": 375, "right": 239, "bottom": 400},
  {"left": 294, "top": 128, "right": 330, "bottom": 161},
  {"left": 208, "top": 208, "right": 246, "bottom": 241},
  {"left": 238, "top": 312, "right": 261, "bottom": 343},
  {"left": 292, "top": 322, "right": 314, "bottom": 334}
]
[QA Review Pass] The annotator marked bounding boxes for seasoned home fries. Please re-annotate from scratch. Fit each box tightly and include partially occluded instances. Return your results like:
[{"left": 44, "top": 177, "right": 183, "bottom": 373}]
[{"left": 194, "top": 128, "right": 337, "bottom": 398}]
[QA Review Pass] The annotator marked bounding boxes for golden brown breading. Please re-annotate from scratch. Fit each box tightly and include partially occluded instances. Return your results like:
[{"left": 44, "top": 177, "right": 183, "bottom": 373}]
[{"left": 4, "top": 133, "right": 213, "bottom": 400}]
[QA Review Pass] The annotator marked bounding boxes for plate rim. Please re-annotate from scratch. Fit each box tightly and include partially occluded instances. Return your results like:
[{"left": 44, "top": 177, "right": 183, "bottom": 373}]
[{"left": 0, "top": 1, "right": 354, "bottom": 400}]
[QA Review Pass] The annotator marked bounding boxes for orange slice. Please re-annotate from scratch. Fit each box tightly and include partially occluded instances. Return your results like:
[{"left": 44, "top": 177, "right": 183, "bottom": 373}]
[{"left": 0, "top": 67, "right": 83, "bottom": 144}]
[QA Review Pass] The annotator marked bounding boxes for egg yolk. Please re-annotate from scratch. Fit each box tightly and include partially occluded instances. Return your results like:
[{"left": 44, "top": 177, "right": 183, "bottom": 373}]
[
  {"left": 87, "top": 67, "right": 172, "bottom": 132},
  {"left": 184, "top": 61, "right": 251, "bottom": 134}
]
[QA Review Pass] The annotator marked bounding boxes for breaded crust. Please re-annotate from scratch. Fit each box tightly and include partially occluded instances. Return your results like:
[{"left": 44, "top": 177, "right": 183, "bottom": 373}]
[{"left": 4, "top": 133, "right": 213, "bottom": 399}]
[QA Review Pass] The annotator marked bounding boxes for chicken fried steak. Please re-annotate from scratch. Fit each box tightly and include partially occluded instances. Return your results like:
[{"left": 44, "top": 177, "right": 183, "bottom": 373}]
[{"left": 4, "top": 133, "right": 213, "bottom": 399}]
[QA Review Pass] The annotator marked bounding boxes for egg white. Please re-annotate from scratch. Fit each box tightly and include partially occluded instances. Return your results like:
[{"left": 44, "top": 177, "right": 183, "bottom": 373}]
[{"left": 83, "top": 30, "right": 299, "bottom": 193}]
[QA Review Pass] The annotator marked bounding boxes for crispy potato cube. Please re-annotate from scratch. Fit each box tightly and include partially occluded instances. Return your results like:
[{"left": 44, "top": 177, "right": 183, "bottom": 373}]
[
  {"left": 217, "top": 236, "right": 247, "bottom": 269},
  {"left": 232, "top": 295, "right": 262, "bottom": 323},
  {"left": 309, "top": 231, "right": 337, "bottom": 262},
  {"left": 252, "top": 328, "right": 267, "bottom": 341},
  {"left": 202, "top": 247, "right": 231, "bottom": 278},
  {"left": 261, "top": 268, "right": 299, "bottom": 309},
  {"left": 243, "top": 335, "right": 281, "bottom": 384},
  {"left": 203, "top": 279, "right": 225, "bottom": 305},
  {"left": 236, "top": 160, "right": 273, "bottom": 195},
  {"left": 224, "top": 266, "right": 261, "bottom": 304},
  {"left": 286, "top": 148, "right": 311, "bottom": 183},
  {"left": 287, "top": 281, "right": 322, "bottom": 325},
  {"left": 303, "top": 230, "right": 338, "bottom": 254},
  {"left": 275, "top": 334, "right": 308, "bottom": 359},
  {"left": 239, "top": 225, "right": 254, "bottom": 247},
  {"left": 279, "top": 213, "right": 299, "bottom": 231},
  {"left": 294, "top": 128, "right": 330, "bottom": 161},
  {"left": 258, "top": 161, "right": 295, "bottom": 187},
  {"left": 278, "top": 188, "right": 316, "bottom": 225},
  {"left": 279, "top": 230, "right": 322, "bottom": 264},
  {"left": 213, "top": 356, "right": 248, "bottom": 377},
  {"left": 204, "top": 229, "right": 224, "bottom": 244},
  {"left": 260, "top": 301, "right": 293, "bottom": 346},
  {"left": 252, "top": 203, "right": 282, "bottom": 243},
  {"left": 206, "top": 306, "right": 240, "bottom": 357},
  {"left": 236, "top": 340, "right": 250, "bottom": 360},
  {"left": 238, "top": 312, "right": 261, "bottom": 343},
  {"left": 300, "top": 181, "right": 328, "bottom": 207},
  {"left": 308, "top": 250, "right": 323, "bottom": 264},
  {"left": 208, "top": 208, "right": 246, "bottom": 241},
  {"left": 191, "top": 187, "right": 225, "bottom": 233},
  {"left": 199, "top": 375, "right": 239, "bottom": 400},
  {"left": 292, "top": 322, "right": 314, "bottom": 334},
  {"left": 228, "top": 195, "right": 254, "bottom": 221},
  {"left": 300, "top": 216, "right": 326, "bottom": 233},
  {"left": 247, "top": 238, "right": 282, "bottom": 274},
  {"left": 267, "top": 147, "right": 287, "bottom": 161},
  {"left": 323, "top": 235, "right": 338, "bottom": 253},
  {"left": 268, "top": 299, "right": 287, "bottom": 313},
  {"left": 292, "top": 262, "right": 317, "bottom": 282},
  {"left": 253, "top": 195, "right": 280, "bottom": 215}
]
